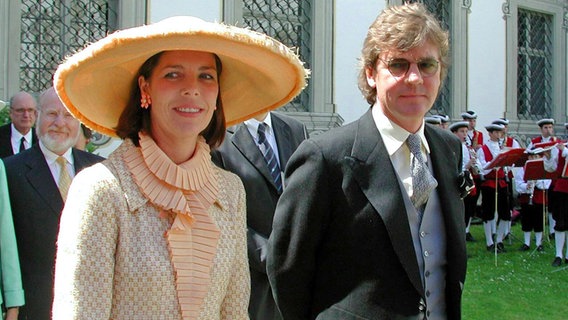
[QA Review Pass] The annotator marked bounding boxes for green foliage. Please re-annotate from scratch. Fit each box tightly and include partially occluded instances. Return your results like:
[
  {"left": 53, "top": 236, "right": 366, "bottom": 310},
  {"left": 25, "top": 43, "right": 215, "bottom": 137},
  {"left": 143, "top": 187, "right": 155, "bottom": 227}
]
[
  {"left": 463, "top": 223, "right": 568, "bottom": 319},
  {"left": 0, "top": 106, "right": 10, "bottom": 125}
]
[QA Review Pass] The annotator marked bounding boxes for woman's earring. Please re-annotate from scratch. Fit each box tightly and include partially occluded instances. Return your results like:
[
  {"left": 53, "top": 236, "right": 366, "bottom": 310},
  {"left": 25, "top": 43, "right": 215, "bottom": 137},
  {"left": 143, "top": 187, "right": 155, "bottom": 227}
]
[{"left": 141, "top": 94, "right": 151, "bottom": 109}]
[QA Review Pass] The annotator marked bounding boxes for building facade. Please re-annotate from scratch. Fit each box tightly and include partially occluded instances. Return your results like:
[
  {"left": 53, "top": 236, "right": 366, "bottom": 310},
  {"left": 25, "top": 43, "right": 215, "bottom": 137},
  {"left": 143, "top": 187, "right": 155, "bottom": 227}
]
[{"left": 1, "top": 0, "right": 567, "bottom": 155}]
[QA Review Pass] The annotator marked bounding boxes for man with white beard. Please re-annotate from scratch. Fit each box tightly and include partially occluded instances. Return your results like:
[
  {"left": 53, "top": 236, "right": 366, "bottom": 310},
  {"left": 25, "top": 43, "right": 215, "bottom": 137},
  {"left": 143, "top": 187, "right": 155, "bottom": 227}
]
[{"left": 3, "top": 87, "right": 104, "bottom": 320}]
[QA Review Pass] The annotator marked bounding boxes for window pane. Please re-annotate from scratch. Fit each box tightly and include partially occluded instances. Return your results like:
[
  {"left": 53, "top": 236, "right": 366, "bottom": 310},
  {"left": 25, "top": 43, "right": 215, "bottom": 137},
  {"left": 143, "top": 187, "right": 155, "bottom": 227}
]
[
  {"left": 19, "top": 0, "right": 118, "bottom": 93},
  {"left": 243, "top": 0, "right": 312, "bottom": 112},
  {"left": 517, "top": 9, "right": 552, "bottom": 120}
]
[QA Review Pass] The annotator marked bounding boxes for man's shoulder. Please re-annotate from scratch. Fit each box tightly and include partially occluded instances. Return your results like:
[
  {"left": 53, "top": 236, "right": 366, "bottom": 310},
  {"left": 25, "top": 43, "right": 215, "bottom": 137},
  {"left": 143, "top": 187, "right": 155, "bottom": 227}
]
[
  {"left": 272, "top": 112, "right": 307, "bottom": 133},
  {"left": 0, "top": 123, "right": 11, "bottom": 135},
  {"left": 73, "top": 148, "right": 105, "bottom": 163}
]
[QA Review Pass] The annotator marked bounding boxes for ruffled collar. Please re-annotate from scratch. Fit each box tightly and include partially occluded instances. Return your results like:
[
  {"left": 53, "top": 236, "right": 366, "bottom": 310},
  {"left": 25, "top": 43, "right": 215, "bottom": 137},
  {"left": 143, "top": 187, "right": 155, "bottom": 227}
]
[
  {"left": 124, "top": 133, "right": 219, "bottom": 220},
  {"left": 123, "top": 133, "right": 221, "bottom": 319}
]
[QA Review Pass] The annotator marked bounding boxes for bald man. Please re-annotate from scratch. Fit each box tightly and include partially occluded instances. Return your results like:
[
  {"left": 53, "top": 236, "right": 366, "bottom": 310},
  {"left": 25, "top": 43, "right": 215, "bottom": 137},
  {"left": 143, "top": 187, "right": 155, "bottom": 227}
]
[{"left": 0, "top": 92, "right": 38, "bottom": 158}]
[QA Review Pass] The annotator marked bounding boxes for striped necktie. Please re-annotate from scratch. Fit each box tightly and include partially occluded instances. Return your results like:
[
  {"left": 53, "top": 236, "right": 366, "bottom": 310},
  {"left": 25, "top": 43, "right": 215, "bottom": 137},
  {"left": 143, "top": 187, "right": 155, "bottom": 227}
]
[
  {"left": 56, "top": 156, "right": 72, "bottom": 201},
  {"left": 258, "top": 123, "right": 283, "bottom": 193},
  {"left": 407, "top": 134, "right": 438, "bottom": 212}
]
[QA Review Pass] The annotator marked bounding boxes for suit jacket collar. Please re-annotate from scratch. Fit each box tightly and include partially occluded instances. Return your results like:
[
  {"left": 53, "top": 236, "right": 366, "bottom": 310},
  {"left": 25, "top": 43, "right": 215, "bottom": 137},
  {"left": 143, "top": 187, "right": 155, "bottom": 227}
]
[
  {"left": 347, "top": 111, "right": 464, "bottom": 296},
  {"left": 271, "top": 113, "right": 295, "bottom": 168},
  {"left": 231, "top": 123, "right": 281, "bottom": 192},
  {"left": 24, "top": 145, "right": 64, "bottom": 215},
  {"left": 346, "top": 110, "right": 423, "bottom": 294},
  {"left": 23, "top": 145, "right": 98, "bottom": 215}
]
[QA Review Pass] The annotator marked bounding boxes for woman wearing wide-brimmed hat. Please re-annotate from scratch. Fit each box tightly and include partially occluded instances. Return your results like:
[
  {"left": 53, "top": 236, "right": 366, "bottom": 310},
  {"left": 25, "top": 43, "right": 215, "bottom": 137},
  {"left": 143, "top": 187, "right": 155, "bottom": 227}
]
[{"left": 51, "top": 16, "right": 307, "bottom": 320}]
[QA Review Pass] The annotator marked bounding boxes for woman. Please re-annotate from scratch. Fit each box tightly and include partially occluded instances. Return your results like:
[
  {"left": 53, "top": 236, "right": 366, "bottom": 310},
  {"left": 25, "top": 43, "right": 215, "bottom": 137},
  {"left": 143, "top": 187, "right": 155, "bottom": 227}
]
[
  {"left": 52, "top": 16, "right": 306, "bottom": 319},
  {"left": 0, "top": 159, "right": 24, "bottom": 320}
]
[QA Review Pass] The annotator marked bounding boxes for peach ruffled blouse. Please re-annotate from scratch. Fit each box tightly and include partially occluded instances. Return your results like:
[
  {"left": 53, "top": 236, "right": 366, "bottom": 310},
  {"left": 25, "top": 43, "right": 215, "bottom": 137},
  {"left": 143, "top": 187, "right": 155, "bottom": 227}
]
[{"left": 124, "top": 133, "right": 220, "bottom": 319}]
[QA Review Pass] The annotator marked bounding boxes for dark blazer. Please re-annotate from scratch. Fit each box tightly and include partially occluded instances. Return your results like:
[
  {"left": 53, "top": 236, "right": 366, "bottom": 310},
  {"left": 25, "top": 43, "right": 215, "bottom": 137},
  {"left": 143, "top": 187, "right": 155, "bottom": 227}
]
[
  {"left": 4, "top": 144, "right": 104, "bottom": 320},
  {"left": 212, "top": 112, "right": 308, "bottom": 320},
  {"left": 0, "top": 123, "right": 38, "bottom": 158},
  {"left": 267, "top": 110, "right": 467, "bottom": 320}
]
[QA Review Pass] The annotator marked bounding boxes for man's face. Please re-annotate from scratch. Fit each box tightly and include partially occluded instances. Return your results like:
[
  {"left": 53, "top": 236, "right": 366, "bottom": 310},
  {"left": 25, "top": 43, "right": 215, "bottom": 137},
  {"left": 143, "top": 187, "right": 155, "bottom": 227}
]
[
  {"left": 37, "top": 89, "right": 80, "bottom": 155},
  {"left": 366, "top": 41, "right": 441, "bottom": 130},
  {"left": 9, "top": 92, "right": 37, "bottom": 134},
  {"left": 466, "top": 118, "right": 476, "bottom": 130},
  {"left": 541, "top": 124, "right": 553, "bottom": 138}
]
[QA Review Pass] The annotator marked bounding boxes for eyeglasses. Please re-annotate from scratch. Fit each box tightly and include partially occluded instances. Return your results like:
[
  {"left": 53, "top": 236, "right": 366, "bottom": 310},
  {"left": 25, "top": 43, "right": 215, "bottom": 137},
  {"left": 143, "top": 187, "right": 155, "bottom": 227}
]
[
  {"left": 379, "top": 58, "right": 440, "bottom": 78},
  {"left": 10, "top": 107, "right": 37, "bottom": 115}
]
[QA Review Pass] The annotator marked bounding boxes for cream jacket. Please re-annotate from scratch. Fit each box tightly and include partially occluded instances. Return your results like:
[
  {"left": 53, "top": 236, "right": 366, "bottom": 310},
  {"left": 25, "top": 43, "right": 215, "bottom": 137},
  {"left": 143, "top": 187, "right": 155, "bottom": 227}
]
[{"left": 53, "top": 141, "right": 250, "bottom": 320}]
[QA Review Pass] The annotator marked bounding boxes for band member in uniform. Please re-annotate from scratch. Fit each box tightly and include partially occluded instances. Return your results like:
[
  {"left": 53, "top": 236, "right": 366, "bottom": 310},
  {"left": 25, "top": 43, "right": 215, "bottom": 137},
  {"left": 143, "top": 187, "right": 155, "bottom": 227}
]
[
  {"left": 450, "top": 121, "right": 481, "bottom": 241},
  {"left": 462, "top": 110, "right": 484, "bottom": 150},
  {"left": 543, "top": 143, "right": 568, "bottom": 266},
  {"left": 492, "top": 118, "right": 521, "bottom": 238},
  {"left": 514, "top": 150, "right": 550, "bottom": 252},
  {"left": 477, "top": 123, "right": 509, "bottom": 252},
  {"left": 529, "top": 118, "right": 557, "bottom": 240}
]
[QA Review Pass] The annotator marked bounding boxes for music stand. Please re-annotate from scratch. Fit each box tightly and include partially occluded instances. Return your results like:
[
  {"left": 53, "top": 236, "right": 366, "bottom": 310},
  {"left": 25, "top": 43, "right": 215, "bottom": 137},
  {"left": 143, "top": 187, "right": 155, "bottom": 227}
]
[
  {"left": 484, "top": 148, "right": 527, "bottom": 265},
  {"left": 524, "top": 158, "right": 557, "bottom": 250}
]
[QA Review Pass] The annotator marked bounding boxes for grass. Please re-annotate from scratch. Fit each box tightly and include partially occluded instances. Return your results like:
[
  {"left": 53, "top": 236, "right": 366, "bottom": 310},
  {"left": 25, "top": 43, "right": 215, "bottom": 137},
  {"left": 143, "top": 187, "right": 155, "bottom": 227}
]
[{"left": 463, "top": 221, "right": 568, "bottom": 319}]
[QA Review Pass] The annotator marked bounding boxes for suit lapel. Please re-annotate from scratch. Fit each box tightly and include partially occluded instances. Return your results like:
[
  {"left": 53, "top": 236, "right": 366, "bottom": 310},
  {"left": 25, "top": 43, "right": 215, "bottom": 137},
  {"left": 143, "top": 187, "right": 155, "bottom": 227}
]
[
  {"left": 231, "top": 124, "right": 279, "bottom": 191},
  {"left": 272, "top": 114, "right": 294, "bottom": 169},
  {"left": 425, "top": 126, "right": 467, "bottom": 264},
  {"left": 72, "top": 148, "right": 92, "bottom": 173},
  {"left": 25, "top": 146, "right": 64, "bottom": 215},
  {"left": 346, "top": 110, "right": 423, "bottom": 294}
]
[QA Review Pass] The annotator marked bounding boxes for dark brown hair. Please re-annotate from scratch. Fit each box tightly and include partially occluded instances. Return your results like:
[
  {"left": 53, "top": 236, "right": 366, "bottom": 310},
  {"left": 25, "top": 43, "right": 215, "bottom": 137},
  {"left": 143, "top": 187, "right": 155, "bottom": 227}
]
[{"left": 115, "top": 51, "right": 226, "bottom": 149}]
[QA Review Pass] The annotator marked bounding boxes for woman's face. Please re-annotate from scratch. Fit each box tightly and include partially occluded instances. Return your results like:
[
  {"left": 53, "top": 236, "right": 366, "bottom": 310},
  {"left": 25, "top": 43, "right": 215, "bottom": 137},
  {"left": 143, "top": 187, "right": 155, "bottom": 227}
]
[{"left": 139, "top": 50, "right": 219, "bottom": 145}]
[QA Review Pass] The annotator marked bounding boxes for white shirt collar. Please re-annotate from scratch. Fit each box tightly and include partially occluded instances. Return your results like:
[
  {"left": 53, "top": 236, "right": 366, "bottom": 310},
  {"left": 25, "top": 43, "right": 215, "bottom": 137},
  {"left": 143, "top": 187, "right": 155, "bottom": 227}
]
[
  {"left": 244, "top": 112, "right": 274, "bottom": 138},
  {"left": 39, "top": 141, "right": 74, "bottom": 166},
  {"left": 371, "top": 105, "right": 430, "bottom": 156},
  {"left": 11, "top": 123, "right": 33, "bottom": 143}
]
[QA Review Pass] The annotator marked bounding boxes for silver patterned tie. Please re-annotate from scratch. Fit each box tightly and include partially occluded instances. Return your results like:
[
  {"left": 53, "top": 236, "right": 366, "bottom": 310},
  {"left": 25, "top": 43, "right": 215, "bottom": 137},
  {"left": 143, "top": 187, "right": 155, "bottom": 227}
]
[{"left": 407, "top": 134, "right": 438, "bottom": 211}]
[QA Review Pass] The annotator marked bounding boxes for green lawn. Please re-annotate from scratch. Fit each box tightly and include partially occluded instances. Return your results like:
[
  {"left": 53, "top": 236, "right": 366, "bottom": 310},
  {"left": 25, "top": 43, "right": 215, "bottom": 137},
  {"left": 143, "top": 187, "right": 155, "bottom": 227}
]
[{"left": 463, "top": 222, "right": 568, "bottom": 319}]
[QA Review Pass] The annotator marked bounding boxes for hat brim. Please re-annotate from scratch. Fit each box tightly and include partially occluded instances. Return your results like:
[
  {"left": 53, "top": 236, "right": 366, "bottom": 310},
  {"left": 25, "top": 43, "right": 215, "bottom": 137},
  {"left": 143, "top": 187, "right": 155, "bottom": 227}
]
[{"left": 54, "top": 17, "right": 308, "bottom": 137}]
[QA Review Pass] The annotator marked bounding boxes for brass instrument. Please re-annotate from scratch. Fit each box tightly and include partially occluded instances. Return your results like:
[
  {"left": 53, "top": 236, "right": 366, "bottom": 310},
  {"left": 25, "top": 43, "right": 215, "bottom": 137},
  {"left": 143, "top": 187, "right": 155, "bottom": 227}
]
[{"left": 468, "top": 146, "right": 480, "bottom": 175}]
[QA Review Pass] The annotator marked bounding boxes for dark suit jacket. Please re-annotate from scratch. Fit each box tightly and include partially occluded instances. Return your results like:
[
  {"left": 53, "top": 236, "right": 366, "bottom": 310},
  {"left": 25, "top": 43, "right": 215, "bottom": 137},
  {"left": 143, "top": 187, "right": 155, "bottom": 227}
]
[
  {"left": 212, "top": 112, "right": 308, "bottom": 320},
  {"left": 0, "top": 123, "right": 38, "bottom": 158},
  {"left": 267, "top": 110, "right": 467, "bottom": 320},
  {"left": 4, "top": 144, "right": 104, "bottom": 320}
]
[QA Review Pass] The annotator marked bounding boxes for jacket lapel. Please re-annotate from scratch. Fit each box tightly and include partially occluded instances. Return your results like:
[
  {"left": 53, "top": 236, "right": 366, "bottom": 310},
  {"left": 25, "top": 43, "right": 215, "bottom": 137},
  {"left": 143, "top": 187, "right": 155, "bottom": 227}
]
[
  {"left": 425, "top": 126, "right": 467, "bottom": 271},
  {"left": 346, "top": 110, "right": 423, "bottom": 294},
  {"left": 272, "top": 114, "right": 293, "bottom": 169},
  {"left": 231, "top": 124, "right": 279, "bottom": 191},
  {"left": 25, "top": 146, "right": 64, "bottom": 215}
]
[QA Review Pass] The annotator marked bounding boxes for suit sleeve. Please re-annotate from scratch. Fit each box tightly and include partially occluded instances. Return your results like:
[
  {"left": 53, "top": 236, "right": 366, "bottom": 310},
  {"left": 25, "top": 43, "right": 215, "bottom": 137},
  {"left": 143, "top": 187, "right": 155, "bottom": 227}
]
[
  {"left": 267, "top": 139, "right": 330, "bottom": 320},
  {"left": 0, "top": 160, "right": 25, "bottom": 308}
]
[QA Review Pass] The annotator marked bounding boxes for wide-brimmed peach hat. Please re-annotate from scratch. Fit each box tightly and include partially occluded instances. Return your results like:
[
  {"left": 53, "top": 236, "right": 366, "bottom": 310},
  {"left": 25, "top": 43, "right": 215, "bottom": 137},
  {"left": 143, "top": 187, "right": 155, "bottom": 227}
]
[{"left": 54, "top": 16, "right": 308, "bottom": 137}]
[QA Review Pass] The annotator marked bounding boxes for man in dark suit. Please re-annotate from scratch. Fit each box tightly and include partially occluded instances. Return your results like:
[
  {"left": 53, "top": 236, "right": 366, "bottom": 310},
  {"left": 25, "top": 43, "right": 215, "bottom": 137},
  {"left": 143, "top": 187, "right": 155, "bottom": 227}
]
[
  {"left": 267, "top": 3, "right": 467, "bottom": 319},
  {"left": 4, "top": 87, "right": 104, "bottom": 320},
  {"left": 0, "top": 91, "right": 38, "bottom": 158},
  {"left": 212, "top": 111, "right": 308, "bottom": 320}
]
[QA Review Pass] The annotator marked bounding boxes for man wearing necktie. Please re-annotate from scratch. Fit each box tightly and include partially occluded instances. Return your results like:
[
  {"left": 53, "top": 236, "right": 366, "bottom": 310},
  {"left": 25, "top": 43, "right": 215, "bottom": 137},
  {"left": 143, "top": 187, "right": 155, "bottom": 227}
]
[
  {"left": 3, "top": 87, "right": 103, "bottom": 319},
  {"left": 267, "top": 3, "right": 467, "bottom": 320},
  {"left": 0, "top": 92, "right": 39, "bottom": 158},
  {"left": 212, "top": 111, "right": 308, "bottom": 320}
]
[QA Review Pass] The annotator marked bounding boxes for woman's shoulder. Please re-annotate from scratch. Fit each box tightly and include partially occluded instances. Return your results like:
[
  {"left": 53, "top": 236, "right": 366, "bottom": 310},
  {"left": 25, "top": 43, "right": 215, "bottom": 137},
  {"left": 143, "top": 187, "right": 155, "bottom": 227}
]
[{"left": 213, "top": 165, "right": 244, "bottom": 192}]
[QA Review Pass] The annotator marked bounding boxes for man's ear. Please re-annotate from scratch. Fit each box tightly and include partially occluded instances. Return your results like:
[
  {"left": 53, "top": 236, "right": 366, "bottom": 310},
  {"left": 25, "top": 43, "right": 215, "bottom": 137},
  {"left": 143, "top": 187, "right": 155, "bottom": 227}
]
[{"left": 365, "top": 66, "right": 376, "bottom": 88}]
